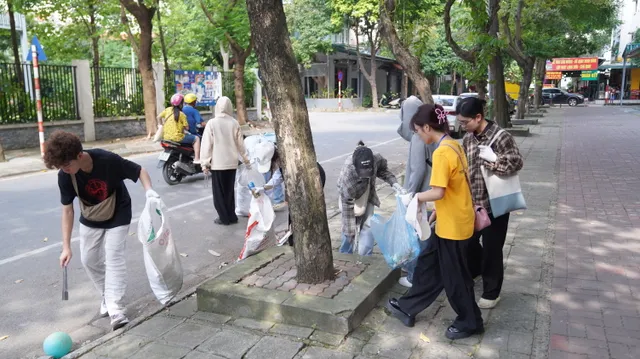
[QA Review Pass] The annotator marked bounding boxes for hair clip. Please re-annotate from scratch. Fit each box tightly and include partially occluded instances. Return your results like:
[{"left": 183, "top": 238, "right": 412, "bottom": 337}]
[{"left": 434, "top": 108, "right": 447, "bottom": 124}]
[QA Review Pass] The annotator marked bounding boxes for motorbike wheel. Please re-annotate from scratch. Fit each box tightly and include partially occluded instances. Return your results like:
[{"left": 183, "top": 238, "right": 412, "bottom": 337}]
[{"left": 162, "top": 159, "right": 184, "bottom": 185}]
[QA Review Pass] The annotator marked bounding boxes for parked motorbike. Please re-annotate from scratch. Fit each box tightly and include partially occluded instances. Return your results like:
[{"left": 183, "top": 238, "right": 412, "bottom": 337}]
[{"left": 379, "top": 92, "right": 404, "bottom": 109}]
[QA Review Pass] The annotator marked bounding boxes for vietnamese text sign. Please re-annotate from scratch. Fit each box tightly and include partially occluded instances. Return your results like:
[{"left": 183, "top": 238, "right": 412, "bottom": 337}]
[
  {"left": 543, "top": 84, "right": 555, "bottom": 88},
  {"left": 550, "top": 57, "right": 598, "bottom": 71},
  {"left": 173, "top": 70, "right": 222, "bottom": 106},
  {"left": 546, "top": 71, "right": 562, "bottom": 80},
  {"left": 581, "top": 70, "right": 598, "bottom": 81}
]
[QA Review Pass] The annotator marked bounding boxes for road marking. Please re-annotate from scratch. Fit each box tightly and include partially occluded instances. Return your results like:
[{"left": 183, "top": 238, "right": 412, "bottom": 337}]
[
  {"left": 0, "top": 195, "right": 213, "bottom": 267},
  {"left": 0, "top": 136, "right": 403, "bottom": 266}
]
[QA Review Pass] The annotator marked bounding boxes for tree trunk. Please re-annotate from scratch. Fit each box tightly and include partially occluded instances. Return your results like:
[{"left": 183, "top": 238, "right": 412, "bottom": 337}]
[
  {"left": 7, "top": 0, "right": 23, "bottom": 86},
  {"left": 246, "top": 0, "right": 334, "bottom": 284},
  {"left": 156, "top": 5, "right": 170, "bottom": 71},
  {"left": 401, "top": 73, "right": 408, "bottom": 98},
  {"left": 379, "top": 0, "right": 432, "bottom": 104},
  {"left": 515, "top": 60, "right": 534, "bottom": 119},
  {"left": 489, "top": 55, "right": 509, "bottom": 128},
  {"left": 534, "top": 57, "right": 546, "bottom": 109},
  {"left": 233, "top": 55, "right": 248, "bottom": 125},
  {"left": 0, "top": 140, "right": 5, "bottom": 162},
  {"left": 476, "top": 78, "right": 488, "bottom": 100},
  {"left": 370, "top": 45, "right": 379, "bottom": 109},
  {"left": 137, "top": 14, "right": 158, "bottom": 134},
  {"left": 451, "top": 69, "right": 455, "bottom": 95},
  {"left": 90, "top": 6, "right": 101, "bottom": 100}
]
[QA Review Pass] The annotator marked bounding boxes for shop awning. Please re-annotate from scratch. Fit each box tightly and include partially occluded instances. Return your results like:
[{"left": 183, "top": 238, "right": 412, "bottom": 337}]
[
  {"left": 599, "top": 63, "right": 640, "bottom": 70},
  {"left": 622, "top": 43, "right": 640, "bottom": 59}
]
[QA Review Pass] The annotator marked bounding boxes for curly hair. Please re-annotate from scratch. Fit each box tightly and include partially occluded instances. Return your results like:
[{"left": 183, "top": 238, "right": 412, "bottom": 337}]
[{"left": 43, "top": 131, "right": 83, "bottom": 169}]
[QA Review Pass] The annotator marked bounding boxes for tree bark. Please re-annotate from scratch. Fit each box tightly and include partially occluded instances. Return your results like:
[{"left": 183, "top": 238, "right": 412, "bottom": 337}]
[
  {"left": 7, "top": 0, "right": 23, "bottom": 86},
  {"left": 354, "top": 27, "right": 378, "bottom": 108},
  {"left": 120, "top": 0, "right": 158, "bottom": 135},
  {"left": 488, "top": 0, "right": 509, "bottom": 128},
  {"left": 476, "top": 78, "right": 488, "bottom": 100},
  {"left": 515, "top": 60, "right": 534, "bottom": 119},
  {"left": 0, "top": 139, "right": 5, "bottom": 162},
  {"left": 533, "top": 57, "right": 546, "bottom": 109},
  {"left": 246, "top": 0, "right": 334, "bottom": 284},
  {"left": 232, "top": 53, "right": 248, "bottom": 125},
  {"left": 379, "top": 0, "right": 432, "bottom": 104},
  {"left": 156, "top": 3, "right": 170, "bottom": 72},
  {"left": 401, "top": 73, "right": 408, "bottom": 99}
]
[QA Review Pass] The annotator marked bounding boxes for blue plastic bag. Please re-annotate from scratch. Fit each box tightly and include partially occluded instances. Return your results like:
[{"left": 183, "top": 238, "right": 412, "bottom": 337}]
[{"left": 370, "top": 197, "right": 421, "bottom": 269}]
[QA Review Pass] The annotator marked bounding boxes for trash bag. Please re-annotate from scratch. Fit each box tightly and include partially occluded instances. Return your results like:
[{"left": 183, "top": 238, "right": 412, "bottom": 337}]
[
  {"left": 239, "top": 190, "right": 275, "bottom": 260},
  {"left": 405, "top": 195, "right": 431, "bottom": 241},
  {"left": 235, "top": 164, "right": 266, "bottom": 217},
  {"left": 137, "top": 196, "right": 183, "bottom": 305},
  {"left": 370, "top": 197, "right": 421, "bottom": 269}
]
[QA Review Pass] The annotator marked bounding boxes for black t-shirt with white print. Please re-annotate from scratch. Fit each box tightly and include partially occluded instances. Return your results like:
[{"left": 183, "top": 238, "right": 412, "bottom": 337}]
[{"left": 58, "top": 149, "right": 142, "bottom": 229}]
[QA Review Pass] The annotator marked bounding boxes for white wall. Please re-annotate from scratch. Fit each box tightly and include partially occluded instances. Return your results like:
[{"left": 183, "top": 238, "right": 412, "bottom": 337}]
[{"left": 610, "top": 0, "right": 640, "bottom": 62}]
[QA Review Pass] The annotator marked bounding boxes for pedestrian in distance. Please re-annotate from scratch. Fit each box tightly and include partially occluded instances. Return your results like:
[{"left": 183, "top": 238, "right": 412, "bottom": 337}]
[
  {"left": 337, "top": 141, "right": 403, "bottom": 256},
  {"left": 458, "top": 96, "right": 524, "bottom": 309},
  {"left": 200, "top": 96, "right": 251, "bottom": 225},
  {"left": 44, "top": 131, "right": 158, "bottom": 331},
  {"left": 386, "top": 104, "right": 484, "bottom": 340}
]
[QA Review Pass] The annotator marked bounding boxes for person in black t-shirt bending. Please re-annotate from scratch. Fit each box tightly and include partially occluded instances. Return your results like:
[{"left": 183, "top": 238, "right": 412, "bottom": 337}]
[{"left": 44, "top": 131, "right": 157, "bottom": 331}]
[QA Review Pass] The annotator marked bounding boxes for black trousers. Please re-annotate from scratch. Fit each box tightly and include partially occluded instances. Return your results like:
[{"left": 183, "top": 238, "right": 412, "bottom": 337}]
[
  {"left": 397, "top": 234, "right": 483, "bottom": 332},
  {"left": 211, "top": 169, "right": 237, "bottom": 225},
  {"left": 467, "top": 213, "right": 511, "bottom": 300}
]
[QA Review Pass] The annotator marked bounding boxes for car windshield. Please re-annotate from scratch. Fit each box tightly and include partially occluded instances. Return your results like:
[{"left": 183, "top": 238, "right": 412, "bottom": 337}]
[{"left": 436, "top": 98, "right": 455, "bottom": 106}]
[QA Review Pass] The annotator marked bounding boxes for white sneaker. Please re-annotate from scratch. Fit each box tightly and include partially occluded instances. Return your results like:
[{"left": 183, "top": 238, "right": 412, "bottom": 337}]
[
  {"left": 99, "top": 299, "right": 109, "bottom": 318},
  {"left": 398, "top": 277, "right": 413, "bottom": 288},
  {"left": 478, "top": 297, "right": 501, "bottom": 309},
  {"left": 110, "top": 313, "right": 130, "bottom": 331}
]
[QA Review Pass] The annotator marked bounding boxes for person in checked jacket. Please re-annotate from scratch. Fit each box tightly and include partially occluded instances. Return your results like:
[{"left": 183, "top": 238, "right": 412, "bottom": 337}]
[
  {"left": 337, "top": 141, "right": 402, "bottom": 256},
  {"left": 458, "top": 96, "right": 524, "bottom": 310}
]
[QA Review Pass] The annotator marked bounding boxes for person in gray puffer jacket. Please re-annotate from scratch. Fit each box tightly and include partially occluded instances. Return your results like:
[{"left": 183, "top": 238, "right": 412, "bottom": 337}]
[{"left": 397, "top": 95, "right": 437, "bottom": 288}]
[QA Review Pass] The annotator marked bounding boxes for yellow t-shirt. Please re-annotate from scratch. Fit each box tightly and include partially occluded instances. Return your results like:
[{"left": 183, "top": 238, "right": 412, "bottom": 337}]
[
  {"left": 429, "top": 139, "right": 475, "bottom": 240},
  {"left": 161, "top": 107, "right": 188, "bottom": 142}
]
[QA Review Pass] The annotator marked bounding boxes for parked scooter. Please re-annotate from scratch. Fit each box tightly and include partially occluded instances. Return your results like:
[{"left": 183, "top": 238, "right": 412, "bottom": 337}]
[{"left": 379, "top": 92, "right": 404, "bottom": 109}]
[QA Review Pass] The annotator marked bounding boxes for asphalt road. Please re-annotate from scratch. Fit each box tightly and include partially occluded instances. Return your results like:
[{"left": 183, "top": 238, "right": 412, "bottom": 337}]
[{"left": 0, "top": 111, "right": 409, "bottom": 359}]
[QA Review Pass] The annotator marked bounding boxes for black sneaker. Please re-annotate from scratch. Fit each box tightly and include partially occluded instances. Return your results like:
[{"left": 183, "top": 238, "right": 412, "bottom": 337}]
[
  {"left": 385, "top": 298, "right": 415, "bottom": 327},
  {"left": 445, "top": 325, "right": 484, "bottom": 340}
]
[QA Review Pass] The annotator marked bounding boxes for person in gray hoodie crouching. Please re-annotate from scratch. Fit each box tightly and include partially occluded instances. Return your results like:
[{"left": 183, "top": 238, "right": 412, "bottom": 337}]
[{"left": 397, "top": 95, "right": 437, "bottom": 288}]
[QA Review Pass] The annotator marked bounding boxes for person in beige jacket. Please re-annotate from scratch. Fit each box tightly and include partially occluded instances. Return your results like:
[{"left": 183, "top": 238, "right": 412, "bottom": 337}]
[{"left": 200, "top": 96, "right": 250, "bottom": 225}]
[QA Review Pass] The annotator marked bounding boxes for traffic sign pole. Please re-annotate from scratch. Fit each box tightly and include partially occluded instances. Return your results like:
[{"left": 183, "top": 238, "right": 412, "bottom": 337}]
[
  {"left": 32, "top": 44, "right": 45, "bottom": 156},
  {"left": 338, "top": 80, "right": 342, "bottom": 111}
]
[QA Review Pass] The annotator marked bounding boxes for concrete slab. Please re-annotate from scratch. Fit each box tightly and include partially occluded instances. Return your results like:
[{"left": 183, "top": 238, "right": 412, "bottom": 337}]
[
  {"left": 127, "top": 342, "right": 191, "bottom": 359},
  {"left": 126, "top": 316, "right": 184, "bottom": 339},
  {"left": 91, "top": 334, "right": 150, "bottom": 358},
  {"left": 159, "top": 322, "right": 220, "bottom": 349},
  {"left": 232, "top": 317, "right": 275, "bottom": 331},
  {"left": 182, "top": 351, "right": 226, "bottom": 359},
  {"left": 269, "top": 323, "right": 315, "bottom": 338},
  {"left": 300, "top": 347, "right": 355, "bottom": 359},
  {"left": 197, "top": 246, "right": 399, "bottom": 334},
  {"left": 198, "top": 329, "right": 261, "bottom": 358},
  {"left": 506, "top": 126, "right": 531, "bottom": 137},
  {"left": 244, "top": 336, "right": 304, "bottom": 359}
]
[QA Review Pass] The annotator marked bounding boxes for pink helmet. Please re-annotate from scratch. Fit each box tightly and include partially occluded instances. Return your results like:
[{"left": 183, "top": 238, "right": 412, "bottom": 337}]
[{"left": 170, "top": 93, "right": 184, "bottom": 106}]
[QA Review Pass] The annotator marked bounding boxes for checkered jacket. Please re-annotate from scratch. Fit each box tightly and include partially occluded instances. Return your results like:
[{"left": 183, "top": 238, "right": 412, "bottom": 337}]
[
  {"left": 462, "top": 121, "right": 524, "bottom": 212},
  {"left": 337, "top": 154, "right": 398, "bottom": 237}
]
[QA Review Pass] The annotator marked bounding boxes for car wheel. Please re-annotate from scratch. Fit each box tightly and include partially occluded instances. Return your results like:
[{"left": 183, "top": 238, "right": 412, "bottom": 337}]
[{"left": 568, "top": 98, "right": 578, "bottom": 107}]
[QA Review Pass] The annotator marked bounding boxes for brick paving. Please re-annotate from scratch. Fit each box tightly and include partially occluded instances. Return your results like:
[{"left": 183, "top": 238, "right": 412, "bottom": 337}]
[
  {"left": 550, "top": 106, "right": 640, "bottom": 359},
  {"left": 240, "top": 255, "right": 366, "bottom": 298}
]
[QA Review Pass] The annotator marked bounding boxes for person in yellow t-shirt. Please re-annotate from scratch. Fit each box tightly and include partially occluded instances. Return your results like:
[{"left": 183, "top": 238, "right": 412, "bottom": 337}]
[
  {"left": 386, "top": 103, "right": 483, "bottom": 341},
  {"left": 159, "top": 93, "right": 201, "bottom": 163}
]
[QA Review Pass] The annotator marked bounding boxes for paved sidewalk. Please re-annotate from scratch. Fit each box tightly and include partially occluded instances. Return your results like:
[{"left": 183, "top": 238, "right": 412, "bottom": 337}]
[
  {"left": 52, "top": 109, "right": 565, "bottom": 359},
  {"left": 549, "top": 106, "right": 640, "bottom": 359}
]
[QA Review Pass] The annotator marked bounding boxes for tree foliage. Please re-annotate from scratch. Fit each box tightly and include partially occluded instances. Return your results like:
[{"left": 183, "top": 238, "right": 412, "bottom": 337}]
[{"left": 285, "top": 0, "right": 336, "bottom": 67}]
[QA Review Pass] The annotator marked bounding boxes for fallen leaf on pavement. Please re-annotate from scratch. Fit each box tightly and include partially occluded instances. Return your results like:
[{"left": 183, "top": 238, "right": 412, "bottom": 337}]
[
  {"left": 180, "top": 253, "right": 188, "bottom": 258},
  {"left": 0, "top": 335, "right": 8, "bottom": 341},
  {"left": 43, "top": 237, "right": 48, "bottom": 242},
  {"left": 208, "top": 250, "right": 221, "bottom": 257},
  {"left": 14, "top": 279, "right": 23, "bottom": 284},
  {"left": 516, "top": 212, "right": 524, "bottom": 215},
  {"left": 419, "top": 332, "right": 430, "bottom": 343}
]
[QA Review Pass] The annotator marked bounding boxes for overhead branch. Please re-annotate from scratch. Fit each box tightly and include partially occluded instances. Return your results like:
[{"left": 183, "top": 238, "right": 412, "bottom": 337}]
[
  {"left": 120, "top": 4, "right": 139, "bottom": 54},
  {"left": 444, "top": 0, "right": 476, "bottom": 63}
]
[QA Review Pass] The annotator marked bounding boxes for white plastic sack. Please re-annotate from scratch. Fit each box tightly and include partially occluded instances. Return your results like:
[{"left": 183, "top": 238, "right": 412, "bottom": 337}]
[
  {"left": 405, "top": 196, "right": 431, "bottom": 241},
  {"left": 235, "top": 164, "right": 266, "bottom": 217},
  {"left": 238, "top": 192, "right": 275, "bottom": 260},
  {"left": 153, "top": 125, "right": 163, "bottom": 143},
  {"left": 137, "top": 197, "right": 183, "bottom": 305}
]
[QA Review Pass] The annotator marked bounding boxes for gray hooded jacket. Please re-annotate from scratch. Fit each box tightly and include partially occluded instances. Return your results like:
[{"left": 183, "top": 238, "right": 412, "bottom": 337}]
[{"left": 397, "top": 96, "right": 437, "bottom": 194}]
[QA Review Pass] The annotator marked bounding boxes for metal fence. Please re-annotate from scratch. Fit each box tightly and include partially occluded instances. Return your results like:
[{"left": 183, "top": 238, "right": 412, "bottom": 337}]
[
  {"left": 92, "top": 66, "right": 144, "bottom": 118},
  {"left": 0, "top": 63, "right": 79, "bottom": 124}
]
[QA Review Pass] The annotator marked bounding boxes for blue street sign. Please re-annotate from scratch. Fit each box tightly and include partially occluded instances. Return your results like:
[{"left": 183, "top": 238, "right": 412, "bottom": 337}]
[
  {"left": 26, "top": 36, "right": 47, "bottom": 62},
  {"left": 337, "top": 71, "right": 344, "bottom": 82}
]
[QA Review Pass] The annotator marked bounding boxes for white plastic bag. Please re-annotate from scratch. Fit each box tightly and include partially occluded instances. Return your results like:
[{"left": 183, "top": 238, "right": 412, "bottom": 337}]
[
  {"left": 153, "top": 125, "right": 163, "bottom": 143},
  {"left": 405, "top": 195, "right": 431, "bottom": 241},
  {"left": 238, "top": 192, "right": 275, "bottom": 260},
  {"left": 137, "top": 197, "right": 183, "bottom": 305},
  {"left": 235, "top": 164, "right": 266, "bottom": 217}
]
